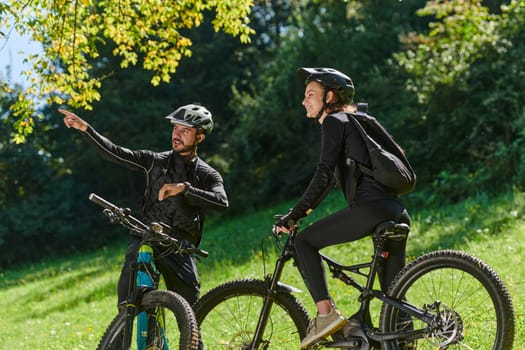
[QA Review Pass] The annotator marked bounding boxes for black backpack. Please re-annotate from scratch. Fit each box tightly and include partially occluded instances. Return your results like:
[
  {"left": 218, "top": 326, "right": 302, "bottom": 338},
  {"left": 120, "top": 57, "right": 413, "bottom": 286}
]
[{"left": 346, "top": 103, "right": 416, "bottom": 195}]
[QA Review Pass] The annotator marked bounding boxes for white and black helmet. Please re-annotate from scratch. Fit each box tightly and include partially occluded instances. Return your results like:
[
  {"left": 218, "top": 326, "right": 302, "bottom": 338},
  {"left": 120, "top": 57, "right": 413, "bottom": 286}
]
[{"left": 166, "top": 104, "right": 214, "bottom": 134}]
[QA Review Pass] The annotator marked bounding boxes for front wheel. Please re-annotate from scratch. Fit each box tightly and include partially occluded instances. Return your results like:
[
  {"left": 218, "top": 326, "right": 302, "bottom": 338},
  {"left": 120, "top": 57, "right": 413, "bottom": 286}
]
[
  {"left": 194, "top": 278, "right": 310, "bottom": 349},
  {"left": 379, "top": 250, "right": 515, "bottom": 350},
  {"left": 96, "top": 290, "right": 200, "bottom": 350}
]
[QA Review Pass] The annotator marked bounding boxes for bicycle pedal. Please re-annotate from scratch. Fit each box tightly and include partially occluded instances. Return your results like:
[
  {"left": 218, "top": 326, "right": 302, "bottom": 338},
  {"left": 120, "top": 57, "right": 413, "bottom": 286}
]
[
  {"left": 324, "top": 335, "right": 371, "bottom": 350},
  {"left": 309, "top": 338, "right": 329, "bottom": 349},
  {"left": 309, "top": 342, "right": 321, "bottom": 349},
  {"left": 324, "top": 339, "right": 361, "bottom": 348}
]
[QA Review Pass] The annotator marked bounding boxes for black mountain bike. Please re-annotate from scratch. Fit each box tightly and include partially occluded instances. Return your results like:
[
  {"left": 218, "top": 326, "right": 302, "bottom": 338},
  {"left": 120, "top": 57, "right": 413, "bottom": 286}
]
[
  {"left": 194, "top": 218, "right": 515, "bottom": 349},
  {"left": 89, "top": 193, "right": 208, "bottom": 350}
]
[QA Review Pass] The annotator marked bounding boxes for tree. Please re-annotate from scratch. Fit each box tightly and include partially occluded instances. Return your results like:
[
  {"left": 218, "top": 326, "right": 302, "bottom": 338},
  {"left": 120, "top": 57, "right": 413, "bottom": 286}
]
[
  {"left": 0, "top": 84, "right": 98, "bottom": 267},
  {"left": 0, "top": 0, "right": 254, "bottom": 143},
  {"left": 394, "top": 0, "right": 503, "bottom": 104},
  {"left": 224, "top": 0, "right": 430, "bottom": 211},
  {"left": 393, "top": 0, "right": 525, "bottom": 202},
  {"left": 0, "top": 1, "right": 295, "bottom": 267}
]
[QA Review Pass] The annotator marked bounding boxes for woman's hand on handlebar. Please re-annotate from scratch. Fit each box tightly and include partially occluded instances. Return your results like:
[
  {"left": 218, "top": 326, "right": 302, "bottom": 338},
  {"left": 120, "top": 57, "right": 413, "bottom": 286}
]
[
  {"left": 273, "top": 210, "right": 298, "bottom": 236},
  {"left": 273, "top": 224, "right": 293, "bottom": 236}
]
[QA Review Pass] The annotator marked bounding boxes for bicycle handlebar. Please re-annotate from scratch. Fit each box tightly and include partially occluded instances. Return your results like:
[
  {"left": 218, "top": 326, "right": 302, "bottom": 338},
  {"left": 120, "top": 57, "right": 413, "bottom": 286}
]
[
  {"left": 89, "top": 193, "right": 149, "bottom": 231},
  {"left": 89, "top": 192, "right": 118, "bottom": 210},
  {"left": 89, "top": 193, "right": 208, "bottom": 258}
]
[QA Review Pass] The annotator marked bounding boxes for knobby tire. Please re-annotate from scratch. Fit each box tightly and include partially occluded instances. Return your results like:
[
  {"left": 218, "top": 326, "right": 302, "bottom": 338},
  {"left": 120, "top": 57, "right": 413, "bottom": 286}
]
[
  {"left": 96, "top": 290, "right": 200, "bottom": 350},
  {"left": 194, "top": 279, "right": 310, "bottom": 349},
  {"left": 379, "top": 250, "right": 515, "bottom": 350}
]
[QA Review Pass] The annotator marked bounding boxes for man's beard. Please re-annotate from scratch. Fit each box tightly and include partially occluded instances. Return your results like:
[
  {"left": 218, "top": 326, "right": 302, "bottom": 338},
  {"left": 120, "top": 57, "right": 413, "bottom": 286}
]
[{"left": 173, "top": 139, "right": 196, "bottom": 155}]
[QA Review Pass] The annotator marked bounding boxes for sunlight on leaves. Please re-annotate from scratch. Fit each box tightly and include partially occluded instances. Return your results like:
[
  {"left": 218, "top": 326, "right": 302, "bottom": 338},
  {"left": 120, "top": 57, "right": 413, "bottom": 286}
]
[{"left": 0, "top": 0, "right": 254, "bottom": 143}]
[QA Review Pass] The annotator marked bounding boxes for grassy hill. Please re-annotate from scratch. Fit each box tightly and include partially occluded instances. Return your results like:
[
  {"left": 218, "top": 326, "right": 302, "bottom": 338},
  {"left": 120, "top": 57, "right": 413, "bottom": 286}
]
[{"left": 1, "top": 190, "right": 524, "bottom": 349}]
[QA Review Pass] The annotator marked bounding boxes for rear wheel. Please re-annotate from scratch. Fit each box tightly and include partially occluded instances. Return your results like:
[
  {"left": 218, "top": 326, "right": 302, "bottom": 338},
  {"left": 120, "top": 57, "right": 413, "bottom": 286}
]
[
  {"left": 380, "top": 250, "right": 515, "bottom": 350},
  {"left": 97, "top": 290, "right": 199, "bottom": 350},
  {"left": 195, "top": 279, "right": 310, "bottom": 349}
]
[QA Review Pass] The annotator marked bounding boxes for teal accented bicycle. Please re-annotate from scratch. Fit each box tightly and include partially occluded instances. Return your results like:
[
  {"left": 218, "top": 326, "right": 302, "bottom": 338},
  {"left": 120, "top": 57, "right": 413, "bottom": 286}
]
[{"left": 89, "top": 193, "right": 207, "bottom": 350}]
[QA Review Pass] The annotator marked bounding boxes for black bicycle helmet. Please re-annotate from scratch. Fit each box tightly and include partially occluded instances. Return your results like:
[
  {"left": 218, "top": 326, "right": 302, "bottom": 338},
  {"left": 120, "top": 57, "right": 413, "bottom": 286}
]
[
  {"left": 166, "top": 104, "right": 214, "bottom": 134},
  {"left": 298, "top": 67, "right": 355, "bottom": 104}
]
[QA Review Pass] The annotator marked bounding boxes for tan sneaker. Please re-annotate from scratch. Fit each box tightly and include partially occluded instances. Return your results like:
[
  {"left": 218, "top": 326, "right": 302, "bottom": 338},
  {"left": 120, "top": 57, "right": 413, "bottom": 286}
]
[{"left": 301, "top": 308, "right": 347, "bottom": 349}]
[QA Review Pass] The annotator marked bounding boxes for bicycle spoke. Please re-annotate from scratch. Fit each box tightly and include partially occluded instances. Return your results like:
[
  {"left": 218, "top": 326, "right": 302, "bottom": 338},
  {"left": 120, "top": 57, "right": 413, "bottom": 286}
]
[
  {"left": 196, "top": 280, "right": 309, "bottom": 349},
  {"left": 380, "top": 250, "right": 514, "bottom": 350}
]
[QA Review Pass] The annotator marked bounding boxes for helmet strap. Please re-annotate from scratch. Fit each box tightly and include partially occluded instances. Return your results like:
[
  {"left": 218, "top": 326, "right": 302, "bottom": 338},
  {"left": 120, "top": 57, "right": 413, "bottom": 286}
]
[
  {"left": 174, "top": 130, "right": 205, "bottom": 159},
  {"left": 315, "top": 89, "right": 330, "bottom": 120}
]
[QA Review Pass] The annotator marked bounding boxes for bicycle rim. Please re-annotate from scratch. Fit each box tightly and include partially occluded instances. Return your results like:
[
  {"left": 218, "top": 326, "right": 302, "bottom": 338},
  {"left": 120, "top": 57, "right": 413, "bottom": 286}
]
[
  {"left": 379, "top": 250, "right": 514, "bottom": 350},
  {"left": 96, "top": 290, "right": 200, "bottom": 350},
  {"left": 195, "top": 279, "right": 309, "bottom": 349}
]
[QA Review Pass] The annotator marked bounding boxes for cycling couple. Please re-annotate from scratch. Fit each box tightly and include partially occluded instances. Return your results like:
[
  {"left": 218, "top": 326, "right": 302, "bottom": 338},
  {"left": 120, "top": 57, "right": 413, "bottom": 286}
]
[{"left": 59, "top": 66, "right": 410, "bottom": 349}]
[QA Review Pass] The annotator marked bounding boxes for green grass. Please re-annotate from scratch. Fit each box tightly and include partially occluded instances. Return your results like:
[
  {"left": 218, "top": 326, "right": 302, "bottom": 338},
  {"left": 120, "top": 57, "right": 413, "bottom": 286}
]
[{"left": 1, "top": 190, "right": 524, "bottom": 349}]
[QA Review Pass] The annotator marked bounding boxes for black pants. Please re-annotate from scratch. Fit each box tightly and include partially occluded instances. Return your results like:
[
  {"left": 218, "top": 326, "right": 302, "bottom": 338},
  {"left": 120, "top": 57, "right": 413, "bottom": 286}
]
[
  {"left": 293, "top": 199, "right": 410, "bottom": 303},
  {"left": 117, "top": 234, "right": 201, "bottom": 306}
]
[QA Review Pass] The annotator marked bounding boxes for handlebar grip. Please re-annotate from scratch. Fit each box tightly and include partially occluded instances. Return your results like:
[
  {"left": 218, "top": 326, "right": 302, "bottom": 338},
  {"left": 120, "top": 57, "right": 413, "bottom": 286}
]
[
  {"left": 195, "top": 249, "right": 209, "bottom": 258},
  {"left": 89, "top": 193, "right": 117, "bottom": 210}
]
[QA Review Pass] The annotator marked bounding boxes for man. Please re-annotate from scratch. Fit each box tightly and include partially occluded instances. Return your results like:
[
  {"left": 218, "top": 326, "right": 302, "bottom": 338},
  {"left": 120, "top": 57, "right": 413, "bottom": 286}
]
[
  {"left": 274, "top": 68, "right": 410, "bottom": 348},
  {"left": 60, "top": 104, "right": 228, "bottom": 308}
]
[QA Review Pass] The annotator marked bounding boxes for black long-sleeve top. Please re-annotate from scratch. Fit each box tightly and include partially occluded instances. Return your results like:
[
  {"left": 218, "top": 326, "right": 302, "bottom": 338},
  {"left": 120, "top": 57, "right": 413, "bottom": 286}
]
[
  {"left": 289, "top": 112, "right": 395, "bottom": 221},
  {"left": 81, "top": 125, "right": 228, "bottom": 245}
]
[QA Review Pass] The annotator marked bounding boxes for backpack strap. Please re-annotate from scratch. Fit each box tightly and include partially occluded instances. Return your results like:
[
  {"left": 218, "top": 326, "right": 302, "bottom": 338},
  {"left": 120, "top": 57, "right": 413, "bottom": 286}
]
[
  {"left": 346, "top": 112, "right": 375, "bottom": 176},
  {"left": 345, "top": 157, "right": 361, "bottom": 203},
  {"left": 342, "top": 106, "right": 371, "bottom": 202}
]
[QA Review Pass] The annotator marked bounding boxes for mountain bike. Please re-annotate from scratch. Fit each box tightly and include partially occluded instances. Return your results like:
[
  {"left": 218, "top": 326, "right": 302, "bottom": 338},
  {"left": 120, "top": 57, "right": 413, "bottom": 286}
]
[
  {"left": 89, "top": 193, "right": 208, "bottom": 350},
  {"left": 194, "top": 217, "right": 515, "bottom": 349}
]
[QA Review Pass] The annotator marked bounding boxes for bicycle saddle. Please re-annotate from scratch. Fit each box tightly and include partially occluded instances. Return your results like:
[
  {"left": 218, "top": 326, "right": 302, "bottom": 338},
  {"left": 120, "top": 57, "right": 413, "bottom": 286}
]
[{"left": 373, "top": 220, "right": 410, "bottom": 240}]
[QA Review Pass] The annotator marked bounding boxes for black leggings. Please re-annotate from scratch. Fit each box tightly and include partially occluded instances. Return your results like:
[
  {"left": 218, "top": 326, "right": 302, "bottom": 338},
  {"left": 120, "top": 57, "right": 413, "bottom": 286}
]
[{"left": 293, "top": 199, "right": 410, "bottom": 303}]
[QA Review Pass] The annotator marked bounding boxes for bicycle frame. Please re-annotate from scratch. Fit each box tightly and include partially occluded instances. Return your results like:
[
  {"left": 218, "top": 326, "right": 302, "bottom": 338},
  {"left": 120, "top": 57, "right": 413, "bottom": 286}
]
[
  {"left": 320, "top": 237, "right": 436, "bottom": 344},
  {"left": 135, "top": 245, "right": 169, "bottom": 350},
  {"left": 121, "top": 243, "right": 163, "bottom": 350},
  {"left": 249, "top": 224, "right": 437, "bottom": 349}
]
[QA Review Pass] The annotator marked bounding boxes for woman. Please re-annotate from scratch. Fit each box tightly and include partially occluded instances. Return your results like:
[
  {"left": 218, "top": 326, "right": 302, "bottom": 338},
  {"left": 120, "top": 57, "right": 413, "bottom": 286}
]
[{"left": 274, "top": 67, "right": 410, "bottom": 349}]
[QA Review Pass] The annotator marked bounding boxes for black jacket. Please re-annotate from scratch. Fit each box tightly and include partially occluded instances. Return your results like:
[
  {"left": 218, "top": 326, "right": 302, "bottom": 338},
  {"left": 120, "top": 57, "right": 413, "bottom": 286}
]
[
  {"left": 81, "top": 125, "right": 228, "bottom": 245},
  {"left": 286, "top": 112, "right": 395, "bottom": 223}
]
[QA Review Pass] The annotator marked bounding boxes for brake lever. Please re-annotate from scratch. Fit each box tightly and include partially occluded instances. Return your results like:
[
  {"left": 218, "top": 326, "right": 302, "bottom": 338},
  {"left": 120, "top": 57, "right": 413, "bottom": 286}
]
[{"left": 103, "top": 209, "right": 120, "bottom": 224}]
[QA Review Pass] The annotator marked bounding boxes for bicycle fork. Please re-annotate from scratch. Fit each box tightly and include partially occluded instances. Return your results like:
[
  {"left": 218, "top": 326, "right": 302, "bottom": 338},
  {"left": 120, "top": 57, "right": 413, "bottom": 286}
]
[
  {"left": 122, "top": 245, "right": 163, "bottom": 350},
  {"left": 250, "top": 247, "right": 297, "bottom": 349}
]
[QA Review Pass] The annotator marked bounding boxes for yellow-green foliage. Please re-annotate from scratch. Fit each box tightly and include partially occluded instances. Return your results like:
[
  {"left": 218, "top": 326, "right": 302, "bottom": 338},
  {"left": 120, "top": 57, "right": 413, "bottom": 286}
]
[{"left": 0, "top": 0, "right": 254, "bottom": 143}]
